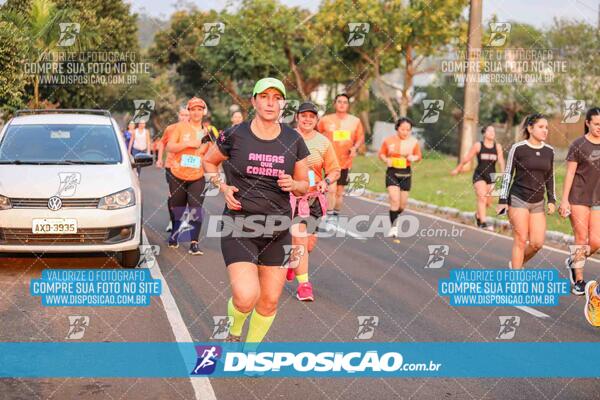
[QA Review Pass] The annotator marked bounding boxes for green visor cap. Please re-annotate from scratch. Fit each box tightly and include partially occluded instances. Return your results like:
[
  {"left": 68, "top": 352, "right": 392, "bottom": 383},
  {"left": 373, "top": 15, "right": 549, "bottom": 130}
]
[{"left": 252, "top": 77, "right": 286, "bottom": 99}]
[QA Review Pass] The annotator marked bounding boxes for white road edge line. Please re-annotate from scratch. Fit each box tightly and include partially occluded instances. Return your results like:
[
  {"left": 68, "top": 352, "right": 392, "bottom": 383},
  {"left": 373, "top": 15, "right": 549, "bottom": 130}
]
[
  {"left": 355, "top": 196, "right": 558, "bottom": 319},
  {"left": 142, "top": 230, "right": 217, "bottom": 400}
]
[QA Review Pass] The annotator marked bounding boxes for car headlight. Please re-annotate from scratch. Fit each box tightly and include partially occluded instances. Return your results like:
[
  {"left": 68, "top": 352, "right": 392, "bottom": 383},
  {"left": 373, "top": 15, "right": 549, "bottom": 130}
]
[
  {"left": 98, "top": 188, "right": 135, "bottom": 210},
  {"left": 0, "top": 195, "right": 11, "bottom": 210}
]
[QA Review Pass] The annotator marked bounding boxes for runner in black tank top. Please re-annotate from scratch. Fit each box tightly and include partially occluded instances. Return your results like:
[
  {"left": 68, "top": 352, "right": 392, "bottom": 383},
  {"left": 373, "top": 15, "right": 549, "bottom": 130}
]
[
  {"left": 451, "top": 125, "right": 505, "bottom": 230},
  {"left": 473, "top": 140, "right": 498, "bottom": 184}
]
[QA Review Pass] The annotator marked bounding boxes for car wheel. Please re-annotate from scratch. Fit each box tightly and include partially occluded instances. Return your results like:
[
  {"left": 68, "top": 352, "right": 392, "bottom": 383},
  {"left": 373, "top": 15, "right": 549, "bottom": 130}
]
[{"left": 121, "top": 248, "right": 140, "bottom": 268}]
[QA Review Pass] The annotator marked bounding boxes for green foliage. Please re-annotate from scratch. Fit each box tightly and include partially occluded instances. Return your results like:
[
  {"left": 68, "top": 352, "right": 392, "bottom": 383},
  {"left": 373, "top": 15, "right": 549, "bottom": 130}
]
[
  {"left": 0, "top": 0, "right": 139, "bottom": 110},
  {"left": 545, "top": 19, "right": 600, "bottom": 109},
  {"left": 0, "top": 20, "right": 28, "bottom": 115}
]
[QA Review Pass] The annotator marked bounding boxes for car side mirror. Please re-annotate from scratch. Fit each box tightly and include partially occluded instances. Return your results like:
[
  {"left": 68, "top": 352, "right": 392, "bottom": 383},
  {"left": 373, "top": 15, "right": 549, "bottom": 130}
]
[{"left": 132, "top": 153, "right": 153, "bottom": 168}]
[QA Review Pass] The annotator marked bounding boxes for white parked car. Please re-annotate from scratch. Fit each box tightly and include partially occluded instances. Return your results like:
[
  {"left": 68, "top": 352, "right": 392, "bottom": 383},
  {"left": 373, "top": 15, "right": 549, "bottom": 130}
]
[{"left": 0, "top": 109, "right": 153, "bottom": 267}]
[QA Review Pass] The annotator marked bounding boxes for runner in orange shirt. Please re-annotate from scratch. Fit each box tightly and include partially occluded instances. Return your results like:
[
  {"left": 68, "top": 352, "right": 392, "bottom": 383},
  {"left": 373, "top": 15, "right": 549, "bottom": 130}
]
[
  {"left": 317, "top": 94, "right": 364, "bottom": 221},
  {"left": 378, "top": 117, "right": 422, "bottom": 238},
  {"left": 165, "top": 97, "right": 212, "bottom": 254},
  {"left": 289, "top": 102, "right": 340, "bottom": 301},
  {"left": 157, "top": 107, "right": 189, "bottom": 232}
]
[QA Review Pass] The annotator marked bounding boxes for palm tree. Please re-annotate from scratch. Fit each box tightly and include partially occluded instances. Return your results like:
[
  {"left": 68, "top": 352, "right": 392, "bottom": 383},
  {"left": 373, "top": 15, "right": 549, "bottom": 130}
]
[{"left": 3, "top": 0, "right": 97, "bottom": 107}]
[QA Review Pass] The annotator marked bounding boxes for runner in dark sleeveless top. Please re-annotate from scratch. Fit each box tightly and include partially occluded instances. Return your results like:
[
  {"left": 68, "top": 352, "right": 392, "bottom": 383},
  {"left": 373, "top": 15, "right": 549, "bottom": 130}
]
[
  {"left": 473, "top": 139, "right": 499, "bottom": 184},
  {"left": 451, "top": 125, "right": 505, "bottom": 230}
]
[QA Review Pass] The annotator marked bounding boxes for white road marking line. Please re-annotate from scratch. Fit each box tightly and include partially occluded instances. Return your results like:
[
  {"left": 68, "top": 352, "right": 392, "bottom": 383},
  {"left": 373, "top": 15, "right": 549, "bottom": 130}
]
[
  {"left": 355, "top": 196, "right": 562, "bottom": 319},
  {"left": 142, "top": 230, "right": 217, "bottom": 400},
  {"left": 515, "top": 306, "right": 551, "bottom": 318},
  {"left": 321, "top": 222, "right": 367, "bottom": 240}
]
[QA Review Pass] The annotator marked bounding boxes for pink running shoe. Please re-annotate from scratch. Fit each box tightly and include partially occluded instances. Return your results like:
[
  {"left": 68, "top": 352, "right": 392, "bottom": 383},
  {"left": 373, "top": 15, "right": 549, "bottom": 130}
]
[
  {"left": 296, "top": 282, "right": 314, "bottom": 301},
  {"left": 286, "top": 268, "right": 295, "bottom": 282}
]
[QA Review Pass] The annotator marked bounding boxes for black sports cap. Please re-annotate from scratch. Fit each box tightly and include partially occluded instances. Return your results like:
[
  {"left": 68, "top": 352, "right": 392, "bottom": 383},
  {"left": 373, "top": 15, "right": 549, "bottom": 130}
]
[{"left": 297, "top": 101, "right": 319, "bottom": 115}]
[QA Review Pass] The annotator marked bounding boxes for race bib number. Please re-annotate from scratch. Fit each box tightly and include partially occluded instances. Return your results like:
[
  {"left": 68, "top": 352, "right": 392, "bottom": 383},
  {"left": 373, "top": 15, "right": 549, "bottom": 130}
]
[
  {"left": 180, "top": 154, "right": 201, "bottom": 168},
  {"left": 333, "top": 130, "right": 351, "bottom": 142},
  {"left": 308, "top": 170, "right": 316, "bottom": 187},
  {"left": 391, "top": 157, "right": 407, "bottom": 169}
]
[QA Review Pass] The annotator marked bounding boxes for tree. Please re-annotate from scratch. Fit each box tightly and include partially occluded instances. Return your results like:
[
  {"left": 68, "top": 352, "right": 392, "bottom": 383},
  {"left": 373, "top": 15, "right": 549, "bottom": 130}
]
[
  {"left": 150, "top": 0, "right": 322, "bottom": 115},
  {"left": 0, "top": 20, "right": 28, "bottom": 116},
  {"left": 313, "top": 0, "right": 467, "bottom": 121},
  {"left": 2, "top": 0, "right": 81, "bottom": 107},
  {"left": 479, "top": 21, "right": 547, "bottom": 142},
  {"left": 1, "top": 0, "right": 139, "bottom": 110},
  {"left": 545, "top": 19, "right": 600, "bottom": 110},
  {"left": 47, "top": 0, "right": 139, "bottom": 109}
]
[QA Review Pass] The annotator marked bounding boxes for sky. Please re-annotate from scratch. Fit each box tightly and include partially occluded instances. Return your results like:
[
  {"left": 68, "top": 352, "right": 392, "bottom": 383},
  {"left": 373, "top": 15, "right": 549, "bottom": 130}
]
[{"left": 129, "top": 0, "right": 598, "bottom": 28}]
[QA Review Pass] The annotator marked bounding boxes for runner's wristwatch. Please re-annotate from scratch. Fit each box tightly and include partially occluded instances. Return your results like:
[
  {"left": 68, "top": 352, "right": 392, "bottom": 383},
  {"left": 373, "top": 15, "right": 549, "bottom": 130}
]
[{"left": 325, "top": 177, "right": 332, "bottom": 185}]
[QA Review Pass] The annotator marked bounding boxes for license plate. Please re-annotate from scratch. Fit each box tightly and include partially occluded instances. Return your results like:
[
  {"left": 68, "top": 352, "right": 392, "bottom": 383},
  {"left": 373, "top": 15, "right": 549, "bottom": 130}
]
[{"left": 32, "top": 218, "right": 77, "bottom": 234}]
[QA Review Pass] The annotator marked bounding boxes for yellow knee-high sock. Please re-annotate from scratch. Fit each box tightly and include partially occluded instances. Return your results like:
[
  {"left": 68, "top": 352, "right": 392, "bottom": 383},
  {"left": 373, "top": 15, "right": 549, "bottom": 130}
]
[
  {"left": 296, "top": 273, "right": 309, "bottom": 283},
  {"left": 245, "top": 310, "right": 276, "bottom": 344},
  {"left": 227, "top": 298, "right": 250, "bottom": 337}
]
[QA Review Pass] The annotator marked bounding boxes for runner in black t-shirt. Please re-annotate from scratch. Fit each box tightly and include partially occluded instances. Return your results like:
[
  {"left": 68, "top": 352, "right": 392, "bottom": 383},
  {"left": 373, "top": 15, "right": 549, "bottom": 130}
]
[
  {"left": 203, "top": 78, "right": 309, "bottom": 346},
  {"left": 497, "top": 114, "right": 556, "bottom": 270},
  {"left": 451, "top": 125, "right": 505, "bottom": 230},
  {"left": 559, "top": 107, "right": 600, "bottom": 300}
]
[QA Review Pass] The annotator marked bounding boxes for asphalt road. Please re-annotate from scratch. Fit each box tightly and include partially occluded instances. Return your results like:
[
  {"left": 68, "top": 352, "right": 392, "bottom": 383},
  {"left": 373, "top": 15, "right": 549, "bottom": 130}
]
[{"left": 1, "top": 165, "right": 599, "bottom": 400}]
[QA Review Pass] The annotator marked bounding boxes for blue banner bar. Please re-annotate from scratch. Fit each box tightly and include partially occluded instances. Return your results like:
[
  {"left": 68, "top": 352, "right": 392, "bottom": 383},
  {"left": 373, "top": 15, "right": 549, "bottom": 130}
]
[{"left": 1, "top": 342, "right": 600, "bottom": 378}]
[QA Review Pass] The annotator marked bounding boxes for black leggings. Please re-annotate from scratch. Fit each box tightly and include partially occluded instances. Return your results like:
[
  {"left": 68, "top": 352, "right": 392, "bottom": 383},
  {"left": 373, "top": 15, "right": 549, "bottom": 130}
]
[
  {"left": 165, "top": 169, "right": 175, "bottom": 224},
  {"left": 166, "top": 169, "right": 206, "bottom": 242}
]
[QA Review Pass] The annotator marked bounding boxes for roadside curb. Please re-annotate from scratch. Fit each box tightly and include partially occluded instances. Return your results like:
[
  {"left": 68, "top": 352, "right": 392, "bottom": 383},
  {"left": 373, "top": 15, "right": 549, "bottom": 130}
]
[{"left": 361, "top": 189, "right": 575, "bottom": 246}]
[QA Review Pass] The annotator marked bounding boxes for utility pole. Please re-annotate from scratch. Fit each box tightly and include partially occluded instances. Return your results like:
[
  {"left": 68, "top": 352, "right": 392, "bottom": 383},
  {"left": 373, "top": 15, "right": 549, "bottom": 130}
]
[{"left": 458, "top": 0, "right": 483, "bottom": 171}]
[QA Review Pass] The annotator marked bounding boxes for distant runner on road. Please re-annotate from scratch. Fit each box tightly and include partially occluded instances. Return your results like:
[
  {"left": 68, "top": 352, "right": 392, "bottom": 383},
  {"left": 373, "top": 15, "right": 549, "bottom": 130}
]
[
  {"left": 165, "top": 97, "right": 211, "bottom": 255},
  {"left": 157, "top": 106, "right": 190, "bottom": 233},
  {"left": 378, "top": 117, "right": 422, "bottom": 238},
  {"left": 317, "top": 93, "right": 364, "bottom": 222},
  {"left": 451, "top": 124, "right": 505, "bottom": 230}
]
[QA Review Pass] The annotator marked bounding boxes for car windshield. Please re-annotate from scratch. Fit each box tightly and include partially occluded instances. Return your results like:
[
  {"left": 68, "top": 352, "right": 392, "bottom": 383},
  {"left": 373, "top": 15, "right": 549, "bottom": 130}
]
[{"left": 0, "top": 124, "right": 122, "bottom": 164}]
